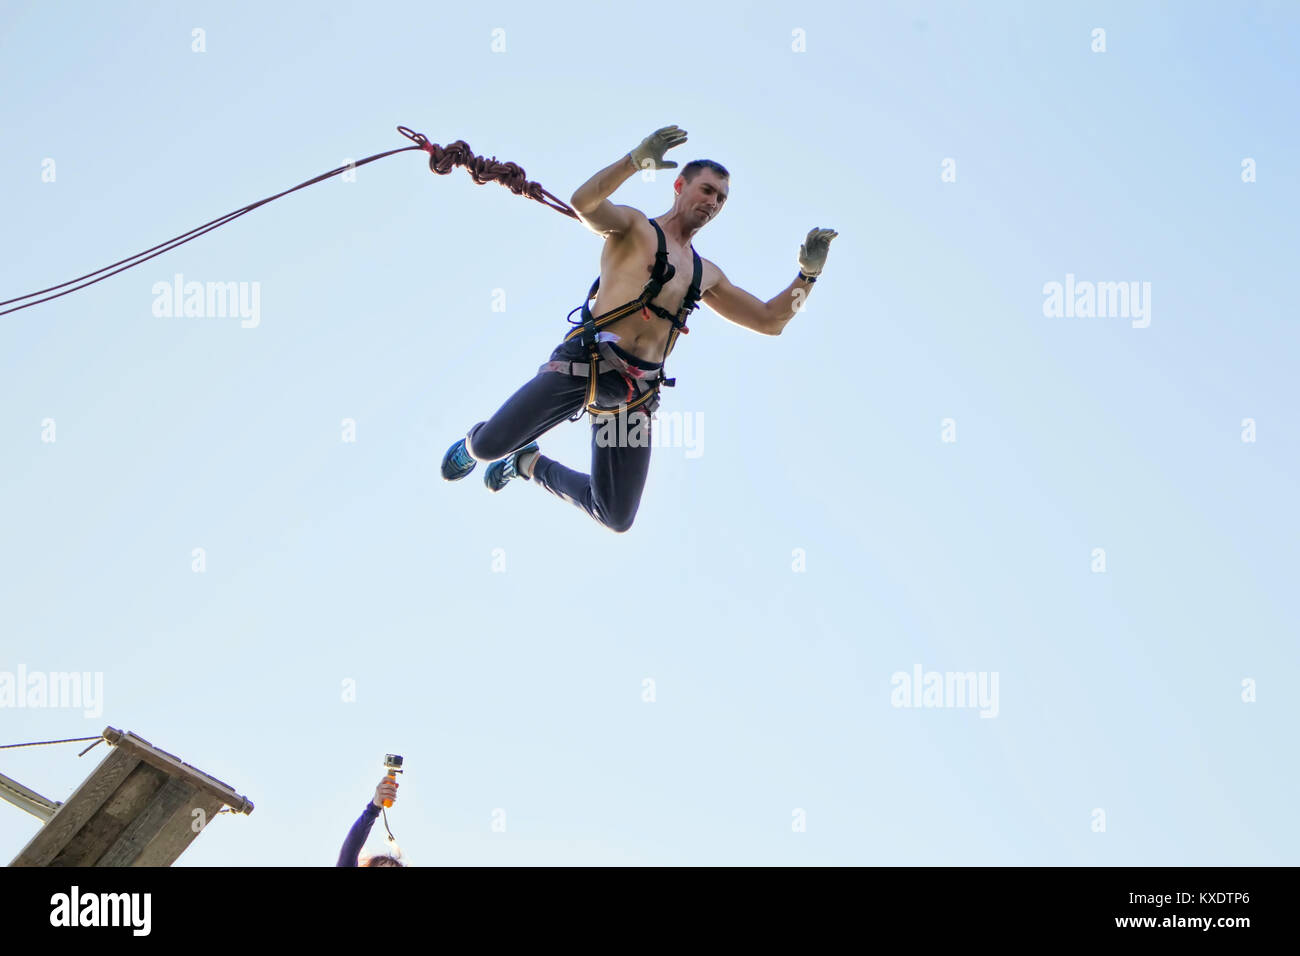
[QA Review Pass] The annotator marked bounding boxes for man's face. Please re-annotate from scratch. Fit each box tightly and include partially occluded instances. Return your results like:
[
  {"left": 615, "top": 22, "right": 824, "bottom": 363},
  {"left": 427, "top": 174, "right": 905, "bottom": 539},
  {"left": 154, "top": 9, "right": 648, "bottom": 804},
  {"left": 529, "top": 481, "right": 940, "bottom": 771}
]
[{"left": 677, "top": 170, "right": 728, "bottom": 225}]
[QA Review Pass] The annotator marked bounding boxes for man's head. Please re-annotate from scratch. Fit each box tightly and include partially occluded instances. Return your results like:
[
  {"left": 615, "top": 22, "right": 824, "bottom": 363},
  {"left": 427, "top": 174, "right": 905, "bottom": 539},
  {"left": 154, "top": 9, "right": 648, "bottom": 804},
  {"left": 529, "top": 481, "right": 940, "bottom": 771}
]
[{"left": 674, "top": 160, "right": 729, "bottom": 225}]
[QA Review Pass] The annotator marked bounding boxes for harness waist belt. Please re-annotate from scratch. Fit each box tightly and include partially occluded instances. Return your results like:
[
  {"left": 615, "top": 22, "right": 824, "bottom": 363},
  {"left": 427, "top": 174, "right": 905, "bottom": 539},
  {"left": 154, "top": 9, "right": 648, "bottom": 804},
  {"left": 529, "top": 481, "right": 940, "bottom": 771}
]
[{"left": 541, "top": 342, "right": 661, "bottom": 385}]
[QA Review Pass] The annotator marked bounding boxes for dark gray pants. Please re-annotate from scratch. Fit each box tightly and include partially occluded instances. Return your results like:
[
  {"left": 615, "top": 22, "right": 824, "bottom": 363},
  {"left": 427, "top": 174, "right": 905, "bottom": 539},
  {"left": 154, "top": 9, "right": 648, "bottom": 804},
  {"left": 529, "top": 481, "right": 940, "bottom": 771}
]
[{"left": 464, "top": 338, "right": 660, "bottom": 533}]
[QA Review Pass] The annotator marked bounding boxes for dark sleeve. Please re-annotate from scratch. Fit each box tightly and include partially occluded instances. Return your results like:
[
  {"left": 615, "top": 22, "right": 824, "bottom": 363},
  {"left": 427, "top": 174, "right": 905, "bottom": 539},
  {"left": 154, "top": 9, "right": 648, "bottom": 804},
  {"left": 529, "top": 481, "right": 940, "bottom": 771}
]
[{"left": 336, "top": 802, "right": 381, "bottom": 867}]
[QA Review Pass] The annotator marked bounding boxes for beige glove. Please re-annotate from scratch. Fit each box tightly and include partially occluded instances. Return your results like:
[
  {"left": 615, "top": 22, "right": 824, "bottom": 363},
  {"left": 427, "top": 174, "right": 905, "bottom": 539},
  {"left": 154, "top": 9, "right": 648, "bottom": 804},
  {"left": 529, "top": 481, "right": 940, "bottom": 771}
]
[
  {"left": 798, "top": 227, "right": 839, "bottom": 276},
  {"left": 630, "top": 125, "right": 688, "bottom": 170}
]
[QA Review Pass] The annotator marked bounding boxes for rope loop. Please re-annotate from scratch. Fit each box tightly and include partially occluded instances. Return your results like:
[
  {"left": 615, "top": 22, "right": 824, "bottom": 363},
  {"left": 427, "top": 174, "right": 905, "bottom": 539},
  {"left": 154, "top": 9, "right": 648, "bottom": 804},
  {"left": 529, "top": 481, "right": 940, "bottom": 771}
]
[{"left": 396, "top": 126, "right": 432, "bottom": 152}]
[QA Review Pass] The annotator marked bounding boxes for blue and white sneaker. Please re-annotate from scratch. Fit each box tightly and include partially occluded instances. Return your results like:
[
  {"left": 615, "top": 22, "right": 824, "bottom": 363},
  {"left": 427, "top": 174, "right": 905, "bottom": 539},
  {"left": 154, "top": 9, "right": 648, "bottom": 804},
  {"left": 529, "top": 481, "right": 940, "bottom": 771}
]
[
  {"left": 484, "top": 442, "right": 539, "bottom": 493},
  {"left": 440, "top": 438, "right": 477, "bottom": 481}
]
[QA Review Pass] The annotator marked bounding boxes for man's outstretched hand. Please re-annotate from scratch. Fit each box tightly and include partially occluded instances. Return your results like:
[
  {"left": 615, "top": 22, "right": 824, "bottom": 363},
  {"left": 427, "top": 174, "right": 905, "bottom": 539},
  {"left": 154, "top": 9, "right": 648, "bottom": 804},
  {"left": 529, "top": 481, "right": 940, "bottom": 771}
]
[
  {"left": 798, "top": 227, "right": 839, "bottom": 276},
  {"left": 630, "top": 125, "right": 688, "bottom": 171}
]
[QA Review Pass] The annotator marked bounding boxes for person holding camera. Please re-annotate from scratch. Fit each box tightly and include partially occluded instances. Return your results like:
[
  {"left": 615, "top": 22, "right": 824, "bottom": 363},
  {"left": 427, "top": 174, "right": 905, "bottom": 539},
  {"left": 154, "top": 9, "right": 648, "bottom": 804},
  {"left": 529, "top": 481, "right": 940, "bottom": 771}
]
[{"left": 336, "top": 776, "right": 404, "bottom": 867}]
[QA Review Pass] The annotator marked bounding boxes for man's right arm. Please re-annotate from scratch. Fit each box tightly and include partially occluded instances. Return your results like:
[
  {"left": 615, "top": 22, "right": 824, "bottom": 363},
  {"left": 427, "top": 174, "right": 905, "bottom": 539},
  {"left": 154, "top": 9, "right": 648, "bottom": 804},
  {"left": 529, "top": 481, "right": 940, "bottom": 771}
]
[{"left": 570, "top": 154, "right": 640, "bottom": 237}]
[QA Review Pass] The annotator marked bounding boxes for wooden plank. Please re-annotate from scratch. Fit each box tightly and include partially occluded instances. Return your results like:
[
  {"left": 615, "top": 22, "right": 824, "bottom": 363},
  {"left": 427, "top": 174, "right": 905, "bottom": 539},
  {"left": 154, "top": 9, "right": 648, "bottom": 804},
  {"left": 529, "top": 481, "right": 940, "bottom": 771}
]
[
  {"left": 132, "top": 793, "right": 224, "bottom": 867},
  {"left": 97, "top": 777, "right": 198, "bottom": 867},
  {"left": 10, "top": 727, "right": 253, "bottom": 868},
  {"left": 104, "top": 728, "right": 254, "bottom": 814},
  {"left": 49, "top": 762, "right": 168, "bottom": 866},
  {"left": 8, "top": 746, "right": 141, "bottom": 867}
]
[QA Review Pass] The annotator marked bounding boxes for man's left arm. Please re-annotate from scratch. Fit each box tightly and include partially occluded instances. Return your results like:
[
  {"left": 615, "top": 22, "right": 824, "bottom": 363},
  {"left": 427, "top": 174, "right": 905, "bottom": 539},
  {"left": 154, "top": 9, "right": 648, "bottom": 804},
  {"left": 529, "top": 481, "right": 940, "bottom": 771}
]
[{"left": 702, "top": 227, "right": 838, "bottom": 336}]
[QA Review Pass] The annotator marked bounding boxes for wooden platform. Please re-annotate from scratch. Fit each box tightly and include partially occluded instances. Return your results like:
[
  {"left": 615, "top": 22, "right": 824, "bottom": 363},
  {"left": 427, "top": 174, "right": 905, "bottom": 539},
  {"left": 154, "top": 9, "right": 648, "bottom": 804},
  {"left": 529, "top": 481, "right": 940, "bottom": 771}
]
[{"left": 8, "top": 727, "right": 254, "bottom": 867}]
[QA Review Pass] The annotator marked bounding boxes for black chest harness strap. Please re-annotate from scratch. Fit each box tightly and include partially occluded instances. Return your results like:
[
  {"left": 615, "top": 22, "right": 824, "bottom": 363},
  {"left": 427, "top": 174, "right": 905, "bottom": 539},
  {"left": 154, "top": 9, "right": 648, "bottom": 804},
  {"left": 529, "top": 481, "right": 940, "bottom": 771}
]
[{"left": 554, "top": 219, "right": 703, "bottom": 418}]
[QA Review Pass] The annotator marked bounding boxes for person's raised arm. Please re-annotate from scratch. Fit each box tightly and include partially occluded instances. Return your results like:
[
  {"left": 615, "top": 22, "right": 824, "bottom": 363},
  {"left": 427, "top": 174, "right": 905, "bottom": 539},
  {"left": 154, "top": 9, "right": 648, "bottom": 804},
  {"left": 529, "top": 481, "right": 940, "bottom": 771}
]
[
  {"left": 703, "top": 227, "right": 839, "bottom": 335},
  {"left": 570, "top": 125, "right": 688, "bottom": 237},
  {"left": 335, "top": 776, "right": 398, "bottom": 867}
]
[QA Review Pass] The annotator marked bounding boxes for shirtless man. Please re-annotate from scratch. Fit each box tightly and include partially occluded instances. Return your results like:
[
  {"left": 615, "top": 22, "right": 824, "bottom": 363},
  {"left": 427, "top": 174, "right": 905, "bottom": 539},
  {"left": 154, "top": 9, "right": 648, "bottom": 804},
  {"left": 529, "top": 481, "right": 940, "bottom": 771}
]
[{"left": 440, "top": 124, "right": 838, "bottom": 533}]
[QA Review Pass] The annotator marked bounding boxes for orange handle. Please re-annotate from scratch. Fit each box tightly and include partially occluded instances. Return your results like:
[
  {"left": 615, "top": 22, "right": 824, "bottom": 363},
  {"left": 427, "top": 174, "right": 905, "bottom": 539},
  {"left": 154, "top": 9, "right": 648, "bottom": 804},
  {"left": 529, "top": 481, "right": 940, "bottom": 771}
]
[{"left": 382, "top": 772, "right": 396, "bottom": 808}]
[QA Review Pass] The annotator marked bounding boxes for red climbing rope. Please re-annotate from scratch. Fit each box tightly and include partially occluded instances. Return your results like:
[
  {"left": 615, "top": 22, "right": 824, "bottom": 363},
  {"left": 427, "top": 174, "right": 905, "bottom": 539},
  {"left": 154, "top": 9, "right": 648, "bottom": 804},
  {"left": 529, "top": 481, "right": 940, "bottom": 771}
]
[
  {"left": 1, "top": 126, "right": 577, "bottom": 317},
  {"left": 396, "top": 126, "right": 577, "bottom": 219}
]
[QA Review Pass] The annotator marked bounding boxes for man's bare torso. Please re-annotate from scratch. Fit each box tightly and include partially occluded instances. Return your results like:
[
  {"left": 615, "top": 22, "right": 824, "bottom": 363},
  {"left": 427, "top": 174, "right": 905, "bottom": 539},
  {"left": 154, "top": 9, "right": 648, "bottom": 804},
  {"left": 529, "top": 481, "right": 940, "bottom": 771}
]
[{"left": 586, "top": 211, "right": 717, "bottom": 363}]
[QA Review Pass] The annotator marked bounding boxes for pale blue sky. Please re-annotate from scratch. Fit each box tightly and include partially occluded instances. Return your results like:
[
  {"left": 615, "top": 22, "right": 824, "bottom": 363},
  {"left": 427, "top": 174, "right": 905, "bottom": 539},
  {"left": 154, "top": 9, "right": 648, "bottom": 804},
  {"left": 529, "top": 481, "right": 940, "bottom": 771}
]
[{"left": 1, "top": 0, "right": 1296, "bottom": 865}]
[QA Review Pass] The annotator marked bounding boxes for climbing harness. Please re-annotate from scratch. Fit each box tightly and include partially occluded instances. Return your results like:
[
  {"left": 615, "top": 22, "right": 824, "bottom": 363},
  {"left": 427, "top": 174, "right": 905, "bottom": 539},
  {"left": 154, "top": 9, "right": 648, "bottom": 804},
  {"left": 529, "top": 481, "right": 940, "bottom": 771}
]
[
  {"left": 0, "top": 126, "right": 576, "bottom": 317},
  {"left": 556, "top": 218, "right": 703, "bottom": 418}
]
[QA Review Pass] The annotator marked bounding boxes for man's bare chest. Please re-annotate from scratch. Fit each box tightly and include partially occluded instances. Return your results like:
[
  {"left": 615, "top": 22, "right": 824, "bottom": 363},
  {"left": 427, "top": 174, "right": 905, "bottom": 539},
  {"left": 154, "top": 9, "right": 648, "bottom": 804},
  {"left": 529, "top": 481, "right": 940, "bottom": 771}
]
[{"left": 594, "top": 227, "right": 699, "bottom": 316}]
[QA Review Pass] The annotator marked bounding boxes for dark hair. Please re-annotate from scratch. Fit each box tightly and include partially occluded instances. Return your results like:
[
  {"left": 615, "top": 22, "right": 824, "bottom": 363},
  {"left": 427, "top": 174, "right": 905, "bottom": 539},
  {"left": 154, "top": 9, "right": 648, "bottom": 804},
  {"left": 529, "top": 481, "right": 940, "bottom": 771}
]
[
  {"left": 362, "top": 854, "right": 405, "bottom": 867},
  {"left": 680, "top": 160, "right": 729, "bottom": 183}
]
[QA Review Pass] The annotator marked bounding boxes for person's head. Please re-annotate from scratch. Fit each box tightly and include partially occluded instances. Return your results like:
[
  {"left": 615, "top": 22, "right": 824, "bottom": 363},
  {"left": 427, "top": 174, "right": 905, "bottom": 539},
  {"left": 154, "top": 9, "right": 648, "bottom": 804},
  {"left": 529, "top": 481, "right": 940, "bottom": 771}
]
[
  {"left": 361, "top": 853, "right": 405, "bottom": 867},
  {"left": 674, "top": 160, "right": 729, "bottom": 226}
]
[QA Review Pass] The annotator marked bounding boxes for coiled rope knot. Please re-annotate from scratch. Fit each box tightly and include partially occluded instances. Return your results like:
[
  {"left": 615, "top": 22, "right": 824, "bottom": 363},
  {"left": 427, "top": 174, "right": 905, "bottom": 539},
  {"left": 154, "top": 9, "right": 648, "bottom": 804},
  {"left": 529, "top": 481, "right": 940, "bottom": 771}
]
[{"left": 396, "top": 125, "right": 575, "bottom": 218}]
